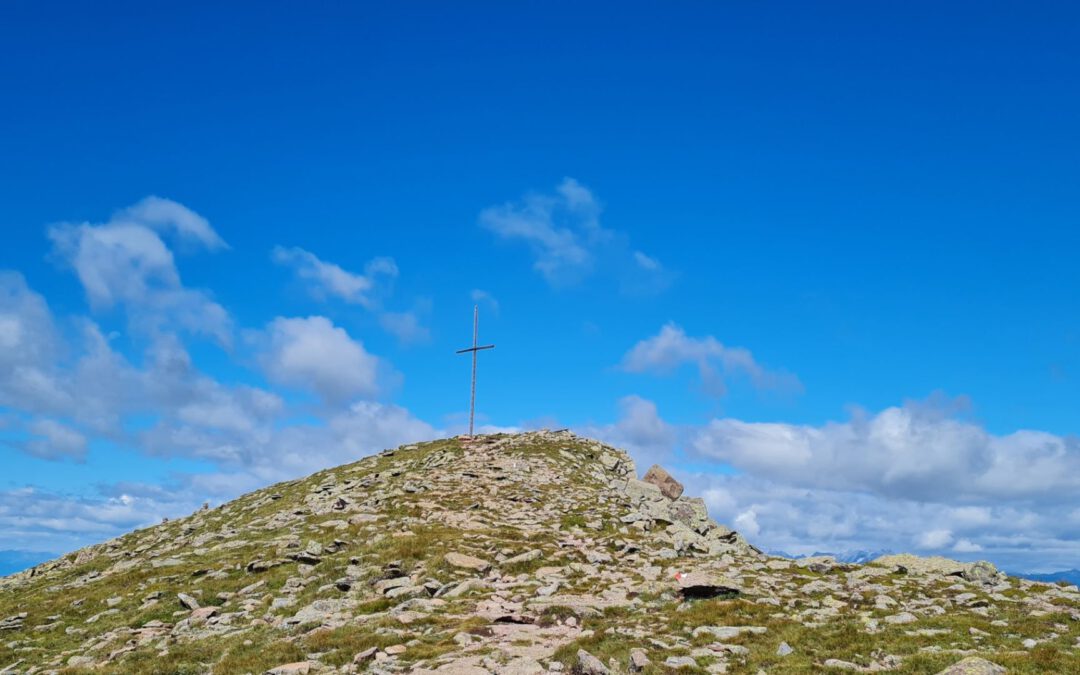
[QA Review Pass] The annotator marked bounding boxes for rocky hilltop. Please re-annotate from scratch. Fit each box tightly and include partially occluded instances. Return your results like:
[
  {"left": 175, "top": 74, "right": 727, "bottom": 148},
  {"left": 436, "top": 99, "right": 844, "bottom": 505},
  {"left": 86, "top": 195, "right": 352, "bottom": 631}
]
[{"left": 1, "top": 431, "right": 1077, "bottom": 674}]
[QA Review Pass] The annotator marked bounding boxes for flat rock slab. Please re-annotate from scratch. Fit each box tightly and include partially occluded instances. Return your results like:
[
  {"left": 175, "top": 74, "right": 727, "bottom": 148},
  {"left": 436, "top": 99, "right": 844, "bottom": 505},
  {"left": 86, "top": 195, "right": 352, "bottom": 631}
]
[
  {"left": 692, "top": 625, "right": 767, "bottom": 640},
  {"left": 446, "top": 552, "right": 492, "bottom": 573},
  {"left": 526, "top": 594, "right": 631, "bottom": 617},
  {"left": 676, "top": 571, "right": 743, "bottom": 599},
  {"left": 265, "top": 663, "right": 312, "bottom": 675},
  {"left": 934, "top": 657, "right": 1008, "bottom": 675}
]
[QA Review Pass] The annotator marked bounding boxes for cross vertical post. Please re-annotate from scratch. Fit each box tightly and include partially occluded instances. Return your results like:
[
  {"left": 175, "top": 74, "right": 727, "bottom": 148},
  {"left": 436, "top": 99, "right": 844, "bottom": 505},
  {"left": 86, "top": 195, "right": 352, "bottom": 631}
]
[{"left": 456, "top": 305, "right": 494, "bottom": 438}]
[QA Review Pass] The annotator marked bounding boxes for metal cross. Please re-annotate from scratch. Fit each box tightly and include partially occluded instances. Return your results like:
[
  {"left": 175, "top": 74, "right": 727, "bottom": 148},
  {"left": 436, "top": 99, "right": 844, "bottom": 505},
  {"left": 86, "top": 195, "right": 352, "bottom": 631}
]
[{"left": 456, "top": 304, "right": 495, "bottom": 438}]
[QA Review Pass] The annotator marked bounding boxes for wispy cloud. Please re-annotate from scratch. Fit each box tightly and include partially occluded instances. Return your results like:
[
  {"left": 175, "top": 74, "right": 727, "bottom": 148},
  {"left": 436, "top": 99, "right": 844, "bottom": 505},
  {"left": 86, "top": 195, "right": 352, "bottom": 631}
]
[
  {"left": 622, "top": 322, "right": 801, "bottom": 396},
  {"left": 273, "top": 246, "right": 397, "bottom": 309},
  {"left": 115, "top": 196, "right": 229, "bottom": 251},
  {"left": 23, "top": 419, "right": 88, "bottom": 462},
  {"left": 379, "top": 311, "right": 431, "bottom": 345},
  {"left": 273, "top": 246, "right": 429, "bottom": 345},
  {"left": 578, "top": 395, "right": 677, "bottom": 469},
  {"left": 479, "top": 178, "right": 671, "bottom": 293},
  {"left": 47, "top": 197, "right": 231, "bottom": 344},
  {"left": 470, "top": 289, "right": 499, "bottom": 314}
]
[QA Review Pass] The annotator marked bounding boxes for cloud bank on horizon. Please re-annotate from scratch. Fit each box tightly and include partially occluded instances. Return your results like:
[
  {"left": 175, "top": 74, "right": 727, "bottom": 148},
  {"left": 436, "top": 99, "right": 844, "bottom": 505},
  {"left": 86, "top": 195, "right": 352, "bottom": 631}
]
[{"left": 1, "top": 186, "right": 1078, "bottom": 574}]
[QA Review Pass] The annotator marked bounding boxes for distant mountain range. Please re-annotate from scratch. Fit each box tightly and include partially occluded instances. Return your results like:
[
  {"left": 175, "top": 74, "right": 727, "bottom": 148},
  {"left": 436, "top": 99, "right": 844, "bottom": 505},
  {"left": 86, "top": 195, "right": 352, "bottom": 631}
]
[
  {"left": 768, "top": 549, "right": 894, "bottom": 564},
  {"left": 1011, "top": 569, "right": 1080, "bottom": 586},
  {"left": 0, "top": 550, "right": 55, "bottom": 577}
]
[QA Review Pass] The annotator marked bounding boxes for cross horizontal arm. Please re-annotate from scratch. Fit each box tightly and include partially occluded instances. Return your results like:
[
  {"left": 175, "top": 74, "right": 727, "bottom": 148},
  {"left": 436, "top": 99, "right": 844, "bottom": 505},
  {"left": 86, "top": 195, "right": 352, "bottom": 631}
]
[{"left": 455, "top": 344, "right": 495, "bottom": 354}]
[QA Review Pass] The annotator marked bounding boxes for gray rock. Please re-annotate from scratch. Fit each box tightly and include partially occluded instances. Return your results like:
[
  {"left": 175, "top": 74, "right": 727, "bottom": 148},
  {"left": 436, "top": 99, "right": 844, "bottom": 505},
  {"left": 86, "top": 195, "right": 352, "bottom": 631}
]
[
  {"left": 177, "top": 593, "right": 200, "bottom": 610},
  {"left": 823, "top": 659, "right": 862, "bottom": 671},
  {"left": 777, "top": 641, "right": 793, "bottom": 656},
  {"left": 623, "top": 478, "right": 664, "bottom": 503},
  {"left": 795, "top": 555, "right": 836, "bottom": 574},
  {"left": 0, "top": 613, "right": 27, "bottom": 631},
  {"left": 503, "top": 549, "right": 542, "bottom": 567},
  {"left": 264, "top": 663, "right": 311, "bottom": 675},
  {"left": 374, "top": 576, "right": 412, "bottom": 594},
  {"left": 445, "top": 552, "right": 492, "bottom": 573},
  {"left": 692, "top": 625, "right": 767, "bottom": 640},
  {"left": 663, "top": 656, "right": 697, "bottom": 669},
  {"left": 962, "top": 561, "right": 1003, "bottom": 586},
  {"left": 499, "top": 657, "right": 545, "bottom": 674},
  {"left": 287, "top": 598, "right": 351, "bottom": 625},
  {"left": 628, "top": 648, "right": 650, "bottom": 672},
  {"left": 353, "top": 647, "right": 378, "bottom": 664},
  {"left": 384, "top": 584, "right": 427, "bottom": 600},
  {"left": 884, "top": 611, "right": 918, "bottom": 625}
]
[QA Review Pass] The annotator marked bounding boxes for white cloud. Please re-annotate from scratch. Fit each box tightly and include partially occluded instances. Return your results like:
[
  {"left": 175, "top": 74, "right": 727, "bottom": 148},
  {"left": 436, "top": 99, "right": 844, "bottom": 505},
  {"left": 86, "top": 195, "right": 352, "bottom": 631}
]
[
  {"left": 256, "top": 316, "right": 382, "bottom": 402},
  {"left": 272, "top": 246, "right": 430, "bottom": 345},
  {"left": 23, "top": 419, "right": 88, "bottom": 462},
  {"left": 622, "top": 323, "right": 801, "bottom": 397},
  {"left": 273, "top": 246, "right": 397, "bottom": 309},
  {"left": 48, "top": 198, "right": 231, "bottom": 343},
  {"left": 479, "top": 178, "right": 669, "bottom": 293},
  {"left": 953, "top": 539, "right": 983, "bottom": 553},
  {"left": 115, "top": 196, "right": 229, "bottom": 251},
  {"left": 572, "top": 394, "right": 1080, "bottom": 569},
  {"left": 945, "top": 506, "right": 993, "bottom": 528},
  {"left": 734, "top": 509, "right": 761, "bottom": 537},
  {"left": 684, "top": 469, "right": 1080, "bottom": 572},
  {"left": 0, "top": 397, "right": 440, "bottom": 557},
  {"left": 471, "top": 289, "right": 499, "bottom": 314},
  {"left": 0, "top": 272, "right": 60, "bottom": 372},
  {"left": 578, "top": 395, "right": 677, "bottom": 470},
  {"left": 59, "top": 222, "right": 180, "bottom": 305},
  {"left": 480, "top": 178, "right": 595, "bottom": 285},
  {"left": 379, "top": 311, "right": 431, "bottom": 345},
  {"left": 0, "top": 202, "right": 445, "bottom": 557},
  {"left": 690, "top": 398, "right": 1080, "bottom": 503},
  {"left": 916, "top": 528, "right": 954, "bottom": 550},
  {"left": 0, "top": 483, "right": 202, "bottom": 553},
  {"left": 633, "top": 251, "right": 661, "bottom": 271}
]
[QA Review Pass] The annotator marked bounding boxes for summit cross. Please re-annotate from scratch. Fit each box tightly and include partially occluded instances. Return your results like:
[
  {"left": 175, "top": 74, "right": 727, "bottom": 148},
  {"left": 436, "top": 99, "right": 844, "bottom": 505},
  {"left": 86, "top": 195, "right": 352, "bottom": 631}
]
[{"left": 455, "top": 305, "right": 495, "bottom": 438}]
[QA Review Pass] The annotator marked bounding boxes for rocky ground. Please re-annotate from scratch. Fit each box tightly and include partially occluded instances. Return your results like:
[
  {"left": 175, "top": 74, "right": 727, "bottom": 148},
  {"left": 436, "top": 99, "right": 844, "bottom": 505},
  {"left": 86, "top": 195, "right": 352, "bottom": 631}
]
[{"left": 1, "top": 431, "right": 1077, "bottom": 674}]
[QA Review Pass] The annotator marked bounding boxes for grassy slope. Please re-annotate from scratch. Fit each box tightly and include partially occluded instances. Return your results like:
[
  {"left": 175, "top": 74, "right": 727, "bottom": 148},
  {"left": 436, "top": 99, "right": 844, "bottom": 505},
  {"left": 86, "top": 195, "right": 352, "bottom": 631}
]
[{"left": 0, "top": 434, "right": 1076, "bottom": 674}]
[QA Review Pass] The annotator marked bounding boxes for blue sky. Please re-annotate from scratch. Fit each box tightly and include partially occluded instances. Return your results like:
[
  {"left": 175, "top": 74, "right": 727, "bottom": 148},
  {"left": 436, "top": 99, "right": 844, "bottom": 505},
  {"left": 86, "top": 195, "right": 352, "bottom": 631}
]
[{"left": 1, "top": 2, "right": 1078, "bottom": 573}]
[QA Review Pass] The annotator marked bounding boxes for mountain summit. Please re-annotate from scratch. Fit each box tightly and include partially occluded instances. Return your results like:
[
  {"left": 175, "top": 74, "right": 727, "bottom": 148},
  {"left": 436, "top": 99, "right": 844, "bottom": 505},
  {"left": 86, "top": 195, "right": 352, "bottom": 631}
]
[{"left": 1, "top": 431, "right": 1077, "bottom": 674}]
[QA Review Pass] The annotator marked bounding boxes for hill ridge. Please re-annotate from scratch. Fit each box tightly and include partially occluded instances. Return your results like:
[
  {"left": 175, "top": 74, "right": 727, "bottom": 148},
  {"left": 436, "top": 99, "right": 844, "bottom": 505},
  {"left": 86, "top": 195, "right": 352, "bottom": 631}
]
[{"left": 1, "top": 431, "right": 1077, "bottom": 674}]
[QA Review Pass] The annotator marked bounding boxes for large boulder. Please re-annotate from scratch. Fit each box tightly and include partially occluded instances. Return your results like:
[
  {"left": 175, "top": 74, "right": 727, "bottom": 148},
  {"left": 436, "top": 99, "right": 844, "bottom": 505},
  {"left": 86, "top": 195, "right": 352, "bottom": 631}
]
[
  {"left": 643, "top": 465, "right": 684, "bottom": 500},
  {"left": 668, "top": 497, "right": 710, "bottom": 532},
  {"left": 962, "top": 560, "right": 1005, "bottom": 586}
]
